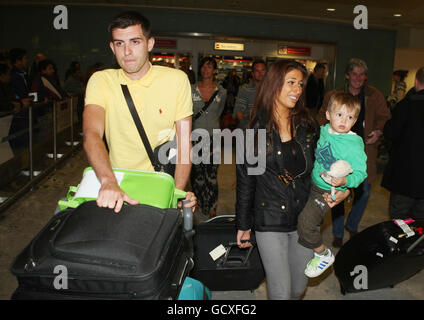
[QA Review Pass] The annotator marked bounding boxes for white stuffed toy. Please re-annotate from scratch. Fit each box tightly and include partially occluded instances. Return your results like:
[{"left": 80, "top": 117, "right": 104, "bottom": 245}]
[{"left": 320, "top": 160, "right": 353, "bottom": 200}]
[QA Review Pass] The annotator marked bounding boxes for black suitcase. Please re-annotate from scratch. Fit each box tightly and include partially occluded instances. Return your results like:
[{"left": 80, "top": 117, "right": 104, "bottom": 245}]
[
  {"left": 334, "top": 219, "right": 424, "bottom": 294},
  {"left": 190, "top": 215, "right": 265, "bottom": 291},
  {"left": 10, "top": 201, "right": 191, "bottom": 300}
]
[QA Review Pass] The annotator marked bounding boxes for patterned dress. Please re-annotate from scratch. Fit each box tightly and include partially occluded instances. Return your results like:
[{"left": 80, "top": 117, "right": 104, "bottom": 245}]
[{"left": 190, "top": 83, "right": 227, "bottom": 216}]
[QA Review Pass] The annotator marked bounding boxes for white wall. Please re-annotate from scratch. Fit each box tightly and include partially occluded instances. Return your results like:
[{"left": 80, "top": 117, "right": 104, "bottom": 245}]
[{"left": 393, "top": 48, "right": 424, "bottom": 91}]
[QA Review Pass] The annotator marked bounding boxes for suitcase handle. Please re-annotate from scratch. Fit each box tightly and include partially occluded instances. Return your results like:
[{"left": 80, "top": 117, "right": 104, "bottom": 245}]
[
  {"left": 406, "top": 234, "right": 424, "bottom": 253},
  {"left": 218, "top": 242, "right": 255, "bottom": 268}
]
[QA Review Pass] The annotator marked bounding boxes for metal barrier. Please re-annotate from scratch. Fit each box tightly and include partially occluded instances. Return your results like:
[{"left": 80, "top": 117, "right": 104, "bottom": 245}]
[{"left": 0, "top": 96, "right": 82, "bottom": 214}]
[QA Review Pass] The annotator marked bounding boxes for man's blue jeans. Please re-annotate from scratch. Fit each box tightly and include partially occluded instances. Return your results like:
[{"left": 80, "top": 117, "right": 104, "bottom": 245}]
[{"left": 331, "top": 179, "right": 371, "bottom": 238}]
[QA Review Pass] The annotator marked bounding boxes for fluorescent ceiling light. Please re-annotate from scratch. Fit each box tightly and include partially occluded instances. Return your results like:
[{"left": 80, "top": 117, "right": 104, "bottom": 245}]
[
  {"left": 393, "top": 13, "right": 402, "bottom": 17},
  {"left": 326, "top": 8, "right": 336, "bottom": 12}
]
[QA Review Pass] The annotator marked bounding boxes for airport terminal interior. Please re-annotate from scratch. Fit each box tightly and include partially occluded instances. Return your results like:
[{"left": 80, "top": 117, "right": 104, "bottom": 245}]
[{"left": 1, "top": 1, "right": 424, "bottom": 300}]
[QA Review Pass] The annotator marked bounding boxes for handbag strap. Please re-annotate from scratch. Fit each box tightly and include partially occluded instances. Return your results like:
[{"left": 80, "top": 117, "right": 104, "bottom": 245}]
[
  {"left": 120, "top": 84, "right": 160, "bottom": 171},
  {"left": 193, "top": 89, "right": 219, "bottom": 120}
]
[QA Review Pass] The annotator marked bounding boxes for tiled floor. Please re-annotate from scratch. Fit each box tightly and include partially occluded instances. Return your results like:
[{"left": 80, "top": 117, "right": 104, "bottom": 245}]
[{"left": 0, "top": 148, "right": 423, "bottom": 300}]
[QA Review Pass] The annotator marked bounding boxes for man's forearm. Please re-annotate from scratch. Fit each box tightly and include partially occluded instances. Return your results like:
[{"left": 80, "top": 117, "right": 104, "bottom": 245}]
[{"left": 83, "top": 132, "right": 117, "bottom": 185}]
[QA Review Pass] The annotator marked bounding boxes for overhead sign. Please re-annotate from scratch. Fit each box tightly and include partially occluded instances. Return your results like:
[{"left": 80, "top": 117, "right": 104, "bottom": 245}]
[
  {"left": 214, "top": 42, "right": 244, "bottom": 51},
  {"left": 278, "top": 45, "right": 311, "bottom": 56},
  {"left": 154, "top": 39, "right": 177, "bottom": 49}
]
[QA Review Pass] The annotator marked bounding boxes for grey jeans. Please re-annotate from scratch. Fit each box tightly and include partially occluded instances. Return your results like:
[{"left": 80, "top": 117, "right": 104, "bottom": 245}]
[{"left": 255, "top": 230, "right": 313, "bottom": 300}]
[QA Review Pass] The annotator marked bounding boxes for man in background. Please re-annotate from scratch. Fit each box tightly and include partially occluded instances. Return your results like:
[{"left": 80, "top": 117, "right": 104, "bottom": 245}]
[
  {"left": 382, "top": 67, "right": 424, "bottom": 220},
  {"left": 305, "top": 63, "right": 326, "bottom": 117},
  {"left": 233, "top": 59, "right": 266, "bottom": 129}
]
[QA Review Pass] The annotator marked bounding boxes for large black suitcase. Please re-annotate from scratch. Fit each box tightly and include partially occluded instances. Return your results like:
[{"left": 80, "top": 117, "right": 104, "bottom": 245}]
[
  {"left": 190, "top": 215, "right": 265, "bottom": 291},
  {"left": 10, "top": 201, "right": 191, "bottom": 300},
  {"left": 334, "top": 219, "right": 424, "bottom": 294}
]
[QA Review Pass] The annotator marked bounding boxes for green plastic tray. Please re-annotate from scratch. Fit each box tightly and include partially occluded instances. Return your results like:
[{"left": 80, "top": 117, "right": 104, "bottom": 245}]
[{"left": 58, "top": 167, "right": 186, "bottom": 210}]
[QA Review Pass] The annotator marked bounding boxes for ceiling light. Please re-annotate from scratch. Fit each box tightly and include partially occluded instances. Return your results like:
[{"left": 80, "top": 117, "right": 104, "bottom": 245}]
[
  {"left": 326, "top": 8, "right": 336, "bottom": 12},
  {"left": 393, "top": 13, "right": 402, "bottom": 17}
]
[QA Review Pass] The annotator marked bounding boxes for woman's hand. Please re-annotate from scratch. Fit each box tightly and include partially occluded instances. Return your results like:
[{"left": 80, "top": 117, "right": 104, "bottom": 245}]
[
  {"left": 323, "top": 188, "right": 350, "bottom": 208},
  {"left": 237, "top": 230, "right": 253, "bottom": 248}
]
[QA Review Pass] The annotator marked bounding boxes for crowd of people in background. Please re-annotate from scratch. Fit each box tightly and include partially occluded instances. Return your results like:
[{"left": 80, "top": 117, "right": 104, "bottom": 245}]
[
  {"left": 0, "top": 48, "right": 105, "bottom": 154},
  {"left": 0, "top": 48, "right": 105, "bottom": 109}
]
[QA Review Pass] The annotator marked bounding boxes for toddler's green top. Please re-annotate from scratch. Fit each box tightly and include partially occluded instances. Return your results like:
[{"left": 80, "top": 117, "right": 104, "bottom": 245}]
[{"left": 312, "top": 124, "right": 367, "bottom": 191}]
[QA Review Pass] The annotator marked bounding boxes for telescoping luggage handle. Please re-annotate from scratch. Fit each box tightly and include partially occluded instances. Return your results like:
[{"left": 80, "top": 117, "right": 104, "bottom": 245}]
[{"left": 217, "top": 240, "right": 256, "bottom": 268}]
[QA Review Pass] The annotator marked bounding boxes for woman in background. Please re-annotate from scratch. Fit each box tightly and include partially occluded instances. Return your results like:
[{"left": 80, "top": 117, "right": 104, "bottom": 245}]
[
  {"left": 191, "top": 57, "right": 226, "bottom": 218},
  {"left": 387, "top": 69, "right": 408, "bottom": 111}
]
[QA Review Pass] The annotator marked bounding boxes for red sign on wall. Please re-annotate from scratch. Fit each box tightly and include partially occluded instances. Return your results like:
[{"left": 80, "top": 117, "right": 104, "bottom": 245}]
[
  {"left": 278, "top": 45, "right": 311, "bottom": 56},
  {"left": 154, "top": 39, "right": 177, "bottom": 49}
]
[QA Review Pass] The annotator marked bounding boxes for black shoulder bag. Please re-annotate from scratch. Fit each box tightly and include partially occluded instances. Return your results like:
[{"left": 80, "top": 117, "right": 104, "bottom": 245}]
[
  {"left": 121, "top": 84, "right": 176, "bottom": 176},
  {"left": 193, "top": 89, "right": 219, "bottom": 121}
]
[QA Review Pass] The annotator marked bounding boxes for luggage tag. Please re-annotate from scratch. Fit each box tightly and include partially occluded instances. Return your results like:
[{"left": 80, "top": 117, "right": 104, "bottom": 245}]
[
  {"left": 394, "top": 219, "right": 415, "bottom": 238},
  {"left": 209, "top": 244, "right": 227, "bottom": 261},
  {"left": 389, "top": 236, "right": 398, "bottom": 244},
  {"left": 394, "top": 218, "right": 415, "bottom": 225}
]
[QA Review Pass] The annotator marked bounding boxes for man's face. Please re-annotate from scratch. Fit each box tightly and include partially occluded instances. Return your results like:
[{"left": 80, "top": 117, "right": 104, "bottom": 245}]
[
  {"left": 252, "top": 63, "right": 266, "bottom": 83},
  {"left": 346, "top": 66, "right": 366, "bottom": 91},
  {"left": 109, "top": 24, "right": 154, "bottom": 80},
  {"left": 16, "top": 55, "right": 28, "bottom": 71}
]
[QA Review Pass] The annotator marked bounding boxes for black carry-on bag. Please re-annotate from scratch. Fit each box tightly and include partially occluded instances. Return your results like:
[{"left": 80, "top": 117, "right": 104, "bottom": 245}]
[
  {"left": 189, "top": 215, "right": 265, "bottom": 291},
  {"left": 334, "top": 218, "right": 424, "bottom": 295},
  {"left": 10, "top": 201, "right": 192, "bottom": 300}
]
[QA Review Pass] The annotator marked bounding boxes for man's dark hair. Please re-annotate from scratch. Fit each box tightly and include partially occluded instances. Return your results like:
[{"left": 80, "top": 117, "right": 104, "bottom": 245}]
[
  {"left": 0, "top": 63, "right": 10, "bottom": 76},
  {"left": 9, "top": 48, "right": 27, "bottom": 65},
  {"left": 314, "top": 63, "right": 326, "bottom": 73},
  {"left": 252, "top": 59, "right": 266, "bottom": 71},
  {"left": 108, "top": 11, "right": 151, "bottom": 39}
]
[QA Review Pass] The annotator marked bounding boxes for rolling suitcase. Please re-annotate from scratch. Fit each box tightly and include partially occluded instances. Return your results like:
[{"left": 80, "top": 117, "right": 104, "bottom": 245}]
[
  {"left": 334, "top": 218, "right": 424, "bottom": 294},
  {"left": 190, "top": 215, "right": 265, "bottom": 291},
  {"left": 11, "top": 201, "right": 192, "bottom": 300}
]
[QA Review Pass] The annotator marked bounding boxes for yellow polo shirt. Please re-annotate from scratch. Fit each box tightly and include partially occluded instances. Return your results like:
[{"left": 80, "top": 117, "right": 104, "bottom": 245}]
[{"left": 85, "top": 63, "right": 193, "bottom": 171}]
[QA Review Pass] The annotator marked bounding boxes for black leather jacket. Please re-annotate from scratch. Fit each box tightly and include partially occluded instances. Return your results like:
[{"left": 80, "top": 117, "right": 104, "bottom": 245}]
[{"left": 236, "top": 115, "right": 318, "bottom": 233}]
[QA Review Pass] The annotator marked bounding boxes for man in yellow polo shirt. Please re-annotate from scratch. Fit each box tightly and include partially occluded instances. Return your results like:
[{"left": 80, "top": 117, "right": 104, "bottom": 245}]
[{"left": 83, "top": 11, "right": 196, "bottom": 213}]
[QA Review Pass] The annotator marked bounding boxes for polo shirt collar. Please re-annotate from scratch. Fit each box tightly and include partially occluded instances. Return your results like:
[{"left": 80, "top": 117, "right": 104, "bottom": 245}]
[{"left": 118, "top": 62, "right": 154, "bottom": 87}]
